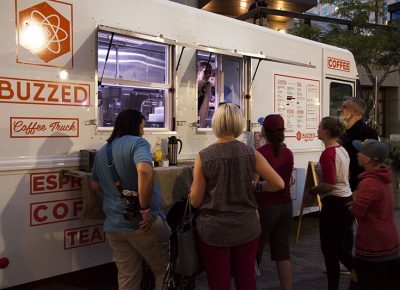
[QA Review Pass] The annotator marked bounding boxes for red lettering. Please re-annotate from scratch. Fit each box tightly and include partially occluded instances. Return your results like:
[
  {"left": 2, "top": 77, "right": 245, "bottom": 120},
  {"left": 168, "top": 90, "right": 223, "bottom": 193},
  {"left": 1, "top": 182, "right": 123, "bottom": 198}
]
[
  {"left": 33, "top": 83, "right": 45, "bottom": 101},
  {"left": 33, "top": 205, "right": 48, "bottom": 222},
  {"left": 59, "top": 175, "right": 70, "bottom": 189},
  {"left": 61, "top": 85, "right": 71, "bottom": 103},
  {"left": 32, "top": 175, "right": 45, "bottom": 192},
  {"left": 13, "top": 121, "right": 46, "bottom": 135},
  {"left": 53, "top": 203, "right": 68, "bottom": 219},
  {"left": 79, "top": 229, "right": 90, "bottom": 244},
  {"left": 74, "top": 86, "right": 88, "bottom": 104},
  {"left": 46, "top": 175, "right": 58, "bottom": 191},
  {"left": 66, "top": 230, "right": 78, "bottom": 246},
  {"left": 91, "top": 227, "right": 103, "bottom": 242},
  {"left": 0, "top": 80, "right": 13, "bottom": 99},
  {"left": 73, "top": 200, "right": 83, "bottom": 216},
  {"left": 71, "top": 176, "right": 81, "bottom": 188},
  {"left": 47, "top": 84, "right": 58, "bottom": 102},
  {"left": 17, "top": 81, "right": 30, "bottom": 100},
  {"left": 328, "top": 57, "right": 350, "bottom": 72}
]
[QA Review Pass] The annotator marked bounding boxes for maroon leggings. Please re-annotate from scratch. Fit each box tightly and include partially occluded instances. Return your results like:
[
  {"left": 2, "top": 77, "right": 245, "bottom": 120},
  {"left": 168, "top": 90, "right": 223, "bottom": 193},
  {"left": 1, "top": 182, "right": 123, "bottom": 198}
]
[{"left": 196, "top": 235, "right": 259, "bottom": 290}]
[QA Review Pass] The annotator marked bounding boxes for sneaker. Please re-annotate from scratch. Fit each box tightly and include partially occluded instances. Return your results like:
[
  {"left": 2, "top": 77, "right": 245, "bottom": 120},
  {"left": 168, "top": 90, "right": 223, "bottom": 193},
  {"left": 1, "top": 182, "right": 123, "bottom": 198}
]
[{"left": 340, "top": 264, "right": 351, "bottom": 275}]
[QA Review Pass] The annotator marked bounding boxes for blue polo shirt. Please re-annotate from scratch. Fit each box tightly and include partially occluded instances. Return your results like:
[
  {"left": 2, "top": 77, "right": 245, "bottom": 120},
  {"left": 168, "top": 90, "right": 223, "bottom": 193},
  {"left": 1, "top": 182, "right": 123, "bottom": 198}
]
[{"left": 91, "top": 135, "right": 162, "bottom": 232}]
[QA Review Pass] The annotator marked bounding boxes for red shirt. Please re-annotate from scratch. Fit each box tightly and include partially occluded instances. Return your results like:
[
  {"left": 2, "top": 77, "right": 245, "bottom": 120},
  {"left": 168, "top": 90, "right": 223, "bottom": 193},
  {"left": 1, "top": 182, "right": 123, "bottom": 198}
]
[
  {"left": 352, "top": 166, "right": 400, "bottom": 258},
  {"left": 256, "top": 144, "right": 294, "bottom": 205}
]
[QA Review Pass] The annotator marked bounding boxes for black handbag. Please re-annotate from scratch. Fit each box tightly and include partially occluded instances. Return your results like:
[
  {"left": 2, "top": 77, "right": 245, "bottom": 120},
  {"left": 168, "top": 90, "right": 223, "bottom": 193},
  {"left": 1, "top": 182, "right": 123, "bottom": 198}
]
[
  {"left": 174, "top": 197, "right": 201, "bottom": 276},
  {"left": 162, "top": 198, "right": 200, "bottom": 290}
]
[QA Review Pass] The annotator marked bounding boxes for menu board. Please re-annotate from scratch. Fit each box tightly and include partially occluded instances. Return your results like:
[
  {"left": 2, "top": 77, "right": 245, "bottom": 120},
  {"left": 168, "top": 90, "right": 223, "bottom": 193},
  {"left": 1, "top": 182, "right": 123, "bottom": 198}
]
[{"left": 274, "top": 74, "right": 320, "bottom": 147}]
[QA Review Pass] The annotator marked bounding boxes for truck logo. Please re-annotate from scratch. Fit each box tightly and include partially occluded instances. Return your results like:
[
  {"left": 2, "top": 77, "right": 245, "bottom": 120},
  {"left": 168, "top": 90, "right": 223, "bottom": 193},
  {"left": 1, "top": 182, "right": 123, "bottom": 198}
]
[
  {"left": 295, "top": 131, "right": 316, "bottom": 142},
  {"left": 10, "top": 117, "right": 79, "bottom": 138},
  {"left": 0, "top": 76, "right": 90, "bottom": 107},
  {"left": 327, "top": 57, "right": 350, "bottom": 72},
  {"left": 16, "top": 0, "right": 73, "bottom": 67}
]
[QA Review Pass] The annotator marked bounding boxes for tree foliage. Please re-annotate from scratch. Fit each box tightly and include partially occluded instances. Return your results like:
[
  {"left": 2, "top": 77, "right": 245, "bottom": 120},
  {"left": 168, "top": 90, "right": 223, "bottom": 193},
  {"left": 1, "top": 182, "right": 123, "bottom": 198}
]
[{"left": 289, "top": 0, "right": 400, "bottom": 88}]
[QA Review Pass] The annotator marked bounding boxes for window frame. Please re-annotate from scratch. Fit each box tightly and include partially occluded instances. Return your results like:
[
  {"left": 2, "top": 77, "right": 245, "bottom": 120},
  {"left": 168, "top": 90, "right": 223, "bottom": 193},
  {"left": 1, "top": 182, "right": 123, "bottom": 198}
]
[
  {"left": 195, "top": 49, "right": 245, "bottom": 132},
  {"left": 95, "top": 26, "right": 174, "bottom": 132},
  {"left": 328, "top": 79, "right": 355, "bottom": 117}
]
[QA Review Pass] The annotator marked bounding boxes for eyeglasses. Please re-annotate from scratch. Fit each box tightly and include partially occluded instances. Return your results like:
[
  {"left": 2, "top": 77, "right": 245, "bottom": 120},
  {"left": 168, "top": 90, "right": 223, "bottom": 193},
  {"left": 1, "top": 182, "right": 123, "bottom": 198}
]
[{"left": 218, "top": 102, "right": 240, "bottom": 109}]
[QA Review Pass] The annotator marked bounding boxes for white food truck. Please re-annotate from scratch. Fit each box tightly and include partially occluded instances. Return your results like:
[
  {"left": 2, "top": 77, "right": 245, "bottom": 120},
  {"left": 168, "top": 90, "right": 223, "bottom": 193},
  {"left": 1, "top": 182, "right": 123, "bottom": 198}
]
[{"left": 0, "top": 0, "right": 358, "bottom": 287}]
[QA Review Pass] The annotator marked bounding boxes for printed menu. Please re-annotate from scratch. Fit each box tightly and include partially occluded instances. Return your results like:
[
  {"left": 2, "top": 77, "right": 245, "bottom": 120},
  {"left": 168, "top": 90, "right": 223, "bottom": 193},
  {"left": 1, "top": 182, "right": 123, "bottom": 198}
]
[{"left": 274, "top": 74, "right": 320, "bottom": 145}]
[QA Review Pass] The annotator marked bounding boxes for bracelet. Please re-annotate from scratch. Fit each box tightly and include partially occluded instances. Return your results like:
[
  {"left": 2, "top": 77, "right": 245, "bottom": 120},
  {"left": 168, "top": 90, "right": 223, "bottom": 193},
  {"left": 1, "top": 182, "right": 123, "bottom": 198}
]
[
  {"left": 256, "top": 181, "right": 264, "bottom": 192},
  {"left": 140, "top": 207, "right": 151, "bottom": 214}
]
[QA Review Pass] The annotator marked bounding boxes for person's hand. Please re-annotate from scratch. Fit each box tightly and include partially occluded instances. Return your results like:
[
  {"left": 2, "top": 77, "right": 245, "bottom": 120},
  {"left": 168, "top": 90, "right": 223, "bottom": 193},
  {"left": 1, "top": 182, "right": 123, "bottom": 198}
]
[
  {"left": 139, "top": 211, "right": 153, "bottom": 232},
  {"left": 308, "top": 186, "right": 319, "bottom": 196}
]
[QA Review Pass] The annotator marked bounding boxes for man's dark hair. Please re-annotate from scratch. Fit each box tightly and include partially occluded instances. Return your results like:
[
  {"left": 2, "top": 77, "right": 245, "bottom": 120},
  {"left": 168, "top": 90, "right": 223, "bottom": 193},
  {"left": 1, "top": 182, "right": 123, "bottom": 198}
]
[
  {"left": 107, "top": 109, "right": 145, "bottom": 142},
  {"left": 198, "top": 61, "right": 212, "bottom": 73}
]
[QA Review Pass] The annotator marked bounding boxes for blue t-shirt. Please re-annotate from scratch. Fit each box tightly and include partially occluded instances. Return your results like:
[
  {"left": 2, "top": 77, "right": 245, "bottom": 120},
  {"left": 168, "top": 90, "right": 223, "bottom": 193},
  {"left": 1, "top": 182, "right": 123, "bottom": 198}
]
[{"left": 91, "top": 135, "right": 162, "bottom": 232}]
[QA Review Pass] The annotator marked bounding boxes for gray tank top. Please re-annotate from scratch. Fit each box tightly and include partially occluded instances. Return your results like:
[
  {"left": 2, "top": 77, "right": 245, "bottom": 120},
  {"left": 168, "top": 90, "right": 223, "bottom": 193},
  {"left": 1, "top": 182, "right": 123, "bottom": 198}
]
[{"left": 196, "top": 140, "right": 261, "bottom": 247}]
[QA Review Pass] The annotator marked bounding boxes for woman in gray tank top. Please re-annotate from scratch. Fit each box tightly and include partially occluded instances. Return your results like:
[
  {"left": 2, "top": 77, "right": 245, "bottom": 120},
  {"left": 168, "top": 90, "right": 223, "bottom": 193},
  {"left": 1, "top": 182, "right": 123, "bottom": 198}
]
[{"left": 190, "top": 103, "right": 284, "bottom": 290}]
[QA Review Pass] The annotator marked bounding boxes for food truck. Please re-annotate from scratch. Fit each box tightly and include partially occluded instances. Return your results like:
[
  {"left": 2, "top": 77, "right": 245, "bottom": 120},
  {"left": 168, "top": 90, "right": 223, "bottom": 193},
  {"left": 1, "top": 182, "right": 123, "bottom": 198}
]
[{"left": 0, "top": 0, "right": 358, "bottom": 287}]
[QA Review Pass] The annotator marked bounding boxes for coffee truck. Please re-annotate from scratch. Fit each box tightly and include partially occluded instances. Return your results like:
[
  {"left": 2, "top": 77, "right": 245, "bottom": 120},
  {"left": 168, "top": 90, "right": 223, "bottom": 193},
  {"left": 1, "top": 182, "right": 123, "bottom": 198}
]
[{"left": 0, "top": 0, "right": 358, "bottom": 287}]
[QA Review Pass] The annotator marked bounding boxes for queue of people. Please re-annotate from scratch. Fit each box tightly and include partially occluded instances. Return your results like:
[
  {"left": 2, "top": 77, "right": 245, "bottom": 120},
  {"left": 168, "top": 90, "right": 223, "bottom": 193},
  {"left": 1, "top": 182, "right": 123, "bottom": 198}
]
[{"left": 90, "top": 96, "right": 399, "bottom": 290}]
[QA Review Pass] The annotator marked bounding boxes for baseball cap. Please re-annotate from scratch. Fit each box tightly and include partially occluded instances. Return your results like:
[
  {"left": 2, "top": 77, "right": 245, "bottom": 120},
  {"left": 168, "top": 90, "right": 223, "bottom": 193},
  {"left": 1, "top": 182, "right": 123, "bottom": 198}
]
[
  {"left": 352, "top": 139, "right": 389, "bottom": 163},
  {"left": 259, "top": 114, "right": 284, "bottom": 132}
]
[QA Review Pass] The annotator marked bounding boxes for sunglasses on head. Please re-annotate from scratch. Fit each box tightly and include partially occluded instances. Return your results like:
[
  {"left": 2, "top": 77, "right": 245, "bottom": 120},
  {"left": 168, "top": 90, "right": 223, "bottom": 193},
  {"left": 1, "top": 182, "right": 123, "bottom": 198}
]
[{"left": 218, "top": 102, "right": 240, "bottom": 109}]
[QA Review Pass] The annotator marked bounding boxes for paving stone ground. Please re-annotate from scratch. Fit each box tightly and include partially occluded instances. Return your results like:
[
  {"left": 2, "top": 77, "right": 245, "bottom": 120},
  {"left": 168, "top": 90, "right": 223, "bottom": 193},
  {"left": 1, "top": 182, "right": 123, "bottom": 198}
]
[{"left": 8, "top": 210, "right": 400, "bottom": 290}]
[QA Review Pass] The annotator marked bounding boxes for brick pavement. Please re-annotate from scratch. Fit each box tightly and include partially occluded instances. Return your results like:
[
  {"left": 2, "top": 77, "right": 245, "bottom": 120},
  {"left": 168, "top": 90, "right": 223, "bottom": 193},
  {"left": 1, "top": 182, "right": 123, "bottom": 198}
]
[{"left": 8, "top": 210, "right": 400, "bottom": 290}]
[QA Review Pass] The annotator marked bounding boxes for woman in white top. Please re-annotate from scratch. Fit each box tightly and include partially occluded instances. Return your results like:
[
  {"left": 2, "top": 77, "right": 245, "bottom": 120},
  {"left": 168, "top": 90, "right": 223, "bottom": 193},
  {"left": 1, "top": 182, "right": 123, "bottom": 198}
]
[{"left": 309, "top": 116, "right": 353, "bottom": 290}]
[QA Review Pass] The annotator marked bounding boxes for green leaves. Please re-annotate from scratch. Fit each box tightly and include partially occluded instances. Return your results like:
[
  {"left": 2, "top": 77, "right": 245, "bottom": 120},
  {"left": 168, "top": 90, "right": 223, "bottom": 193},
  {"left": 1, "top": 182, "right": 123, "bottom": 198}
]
[
  {"left": 287, "top": 21, "right": 323, "bottom": 41},
  {"left": 288, "top": 0, "right": 400, "bottom": 88}
]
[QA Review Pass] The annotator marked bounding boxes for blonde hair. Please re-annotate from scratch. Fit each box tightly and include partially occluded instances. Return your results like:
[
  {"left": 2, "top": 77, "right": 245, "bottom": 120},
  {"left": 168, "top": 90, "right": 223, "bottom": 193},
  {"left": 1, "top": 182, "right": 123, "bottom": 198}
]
[{"left": 212, "top": 103, "right": 244, "bottom": 138}]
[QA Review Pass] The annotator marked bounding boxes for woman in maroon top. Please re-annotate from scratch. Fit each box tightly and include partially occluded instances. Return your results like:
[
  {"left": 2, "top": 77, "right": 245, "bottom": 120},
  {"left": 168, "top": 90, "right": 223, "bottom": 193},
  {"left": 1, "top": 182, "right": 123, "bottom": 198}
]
[{"left": 256, "top": 114, "right": 294, "bottom": 290}]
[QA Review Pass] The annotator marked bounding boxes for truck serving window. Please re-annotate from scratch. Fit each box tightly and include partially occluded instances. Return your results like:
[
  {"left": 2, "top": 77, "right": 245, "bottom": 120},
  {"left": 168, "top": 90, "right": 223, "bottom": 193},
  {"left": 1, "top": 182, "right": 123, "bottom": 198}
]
[
  {"left": 97, "top": 30, "right": 171, "bottom": 128},
  {"left": 196, "top": 51, "right": 243, "bottom": 128},
  {"left": 329, "top": 82, "right": 353, "bottom": 117}
]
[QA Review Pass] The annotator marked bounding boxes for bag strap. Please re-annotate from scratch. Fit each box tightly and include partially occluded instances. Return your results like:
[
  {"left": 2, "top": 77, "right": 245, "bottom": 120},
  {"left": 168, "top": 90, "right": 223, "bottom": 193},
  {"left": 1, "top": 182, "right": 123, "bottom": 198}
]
[
  {"left": 106, "top": 142, "right": 123, "bottom": 194},
  {"left": 180, "top": 196, "right": 193, "bottom": 231}
]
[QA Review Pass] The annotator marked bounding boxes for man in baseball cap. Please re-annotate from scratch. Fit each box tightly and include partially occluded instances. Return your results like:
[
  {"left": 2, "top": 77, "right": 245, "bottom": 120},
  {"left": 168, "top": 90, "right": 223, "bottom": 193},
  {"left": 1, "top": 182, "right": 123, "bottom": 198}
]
[
  {"left": 348, "top": 138, "right": 400, "bottom": 289},
  {"left": 352, "top": 139, "right": 389, "bottom": 164}
]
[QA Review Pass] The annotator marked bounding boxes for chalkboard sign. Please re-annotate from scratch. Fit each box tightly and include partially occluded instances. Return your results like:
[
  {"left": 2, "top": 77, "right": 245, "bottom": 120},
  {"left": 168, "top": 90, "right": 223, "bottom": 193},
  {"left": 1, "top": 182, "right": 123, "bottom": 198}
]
[{"left": 295, "top": 161, "right": 321, "bottom": 242}]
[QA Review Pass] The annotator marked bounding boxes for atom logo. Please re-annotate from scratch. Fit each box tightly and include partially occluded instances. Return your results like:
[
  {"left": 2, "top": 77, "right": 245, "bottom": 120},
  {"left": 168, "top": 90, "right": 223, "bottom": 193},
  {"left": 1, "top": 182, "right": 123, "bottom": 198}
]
[
  {"left": 17, "top": 1, "right": 72, "bottom": 64},
  {"left": 30, "top": 9, "right": 69, "bottom": 54}
]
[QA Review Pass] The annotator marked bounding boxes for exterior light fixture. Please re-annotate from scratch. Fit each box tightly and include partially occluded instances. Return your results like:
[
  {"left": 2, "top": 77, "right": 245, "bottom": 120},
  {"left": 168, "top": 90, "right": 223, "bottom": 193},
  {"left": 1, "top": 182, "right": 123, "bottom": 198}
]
[
  {"left": 57, "top": 70, "right": 69, "bottom": 80},
  {"left": 20, "top": 21, "right": 48, "bottom": 52}
]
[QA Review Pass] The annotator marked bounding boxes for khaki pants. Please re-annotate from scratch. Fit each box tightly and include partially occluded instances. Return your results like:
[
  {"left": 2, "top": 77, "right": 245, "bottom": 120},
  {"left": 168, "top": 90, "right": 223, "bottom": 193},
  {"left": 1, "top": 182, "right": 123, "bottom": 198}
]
[{"left": 106, "top": 216, "right": 170, "bottom": 290}]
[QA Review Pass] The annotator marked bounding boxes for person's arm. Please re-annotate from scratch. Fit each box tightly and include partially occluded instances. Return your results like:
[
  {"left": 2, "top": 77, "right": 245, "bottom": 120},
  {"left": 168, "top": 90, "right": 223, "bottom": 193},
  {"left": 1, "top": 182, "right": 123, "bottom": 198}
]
[
  {"left": 133, "top": 139, "right": 156, "bottom": 231},
  {"left": 90, "top": 157, "right": 102, "bottom": 193},
  {"left": 90, "top": 180, "right": 102, "bottom": 193},
  {"left": 190, "top": 154, "right": 206, "bottom": 208},
  {"left": 308, "top": 183, "right": 335, "bottom": 195},
  {"left": 350, "top": 181, "right": 376, "bottom": 219},
  {"left": 254, "top": 149, "right": 284, "bottom": 192},
  {"left": 309, "top": 149, "right": 336, "bottom": 195},
  {"left": 198, "top": 84, "right": 211, "bottom": 128},
  {"left": 137, "top": 161, "right": 154, "bottom": 231}
]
